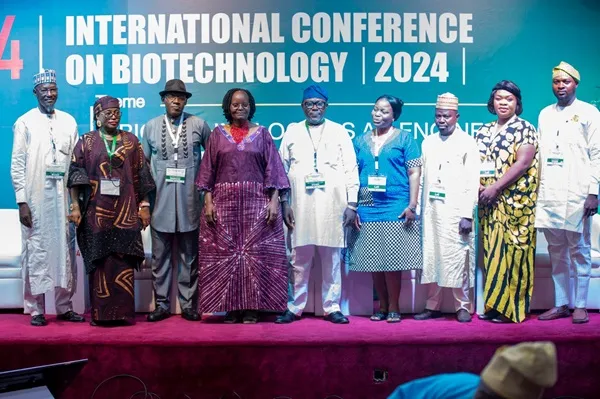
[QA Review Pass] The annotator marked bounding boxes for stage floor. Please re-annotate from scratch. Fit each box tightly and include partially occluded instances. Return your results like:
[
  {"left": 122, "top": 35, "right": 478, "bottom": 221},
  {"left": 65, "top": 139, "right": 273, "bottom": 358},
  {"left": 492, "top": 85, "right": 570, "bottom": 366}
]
[{"left": 1, "top": 312, "right": 599, "bottom": 398}]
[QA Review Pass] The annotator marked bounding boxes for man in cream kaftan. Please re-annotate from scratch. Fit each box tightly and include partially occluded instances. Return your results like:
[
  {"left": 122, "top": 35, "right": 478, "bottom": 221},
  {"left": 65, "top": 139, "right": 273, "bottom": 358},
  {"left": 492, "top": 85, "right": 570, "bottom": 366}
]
[
  {"left": 275, "top": 85, "right": 359, "bottom": 324},
  {"left": 10, "top": 69, "right": 84, "bottom": 326},
  {"left": 415, "top": 93, "right": 479, "bottom": 323},
  {"left": 536, "top": 62, "right": 600, "bottom": 324}
]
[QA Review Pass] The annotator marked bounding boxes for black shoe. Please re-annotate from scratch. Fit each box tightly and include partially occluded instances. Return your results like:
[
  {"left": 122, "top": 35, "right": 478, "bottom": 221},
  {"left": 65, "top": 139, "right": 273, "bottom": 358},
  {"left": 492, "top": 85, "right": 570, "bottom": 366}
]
[
  {"left": 456, "top": 309, "right": 472, "bottom": 323},
  {"left": 325, "top": 311, "right": 349, "bottom": 324},
  {"left": 491, "top": 315, "right": 512, "bottom": 324},
  {"left": 478, "top": 310, "right": 499, "bottom": 321},
  {"left": 275, "top": 310, "right": 296, "bottom": 324},
  {"left": 57, "top": 311, "right": 85, "bottom": 322},
  {"left": 181, "top": 308, "right": 200, "bottom": 322},
  {"left": 242, "top": 310, "right": 259, "bottom": 324},
  {"left": 147, "top": 306, "right": 171, "bottom": 322},
  {"left": 31, "top": 315, "right": 47, "bottom": 326},
  {"left": 224, "top": 310, "right": 242, "bottom": 324},
  {"left": 414, "top": 309, "right": 442, "bottom": 320}
]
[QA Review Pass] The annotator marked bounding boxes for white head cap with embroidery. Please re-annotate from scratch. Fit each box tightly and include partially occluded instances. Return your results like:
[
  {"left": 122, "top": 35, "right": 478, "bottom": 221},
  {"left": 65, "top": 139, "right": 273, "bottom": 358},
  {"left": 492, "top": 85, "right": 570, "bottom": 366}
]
[
  {"left": 33, "top": 68, "right": 57, "bottom": 88},
  {"left": 435, "top": 92, "right": 459, "bottom": 111}
]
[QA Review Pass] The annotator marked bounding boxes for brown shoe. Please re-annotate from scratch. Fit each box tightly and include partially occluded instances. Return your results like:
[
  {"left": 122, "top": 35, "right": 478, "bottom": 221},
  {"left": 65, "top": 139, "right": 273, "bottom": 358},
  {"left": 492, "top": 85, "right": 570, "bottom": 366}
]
[
  {"left": 538, "top": 305, "right": 570, "bottom": 321},
  {"left": 572, "top": 308, "right": 589, "bottom": 324}
]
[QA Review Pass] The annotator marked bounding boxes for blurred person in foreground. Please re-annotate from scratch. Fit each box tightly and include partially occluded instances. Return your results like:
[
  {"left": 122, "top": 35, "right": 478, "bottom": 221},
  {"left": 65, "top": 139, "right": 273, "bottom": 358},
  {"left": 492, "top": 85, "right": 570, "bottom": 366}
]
[{"left": 387, "top": 341, "right": 557, "bottom": 399}]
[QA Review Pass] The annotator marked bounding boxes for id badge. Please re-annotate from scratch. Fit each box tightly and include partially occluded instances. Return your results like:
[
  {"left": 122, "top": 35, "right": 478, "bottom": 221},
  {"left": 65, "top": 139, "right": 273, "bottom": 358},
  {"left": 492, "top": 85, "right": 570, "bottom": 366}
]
[
  {"left": 100, "top": 178, "right": 120, "bottom": 196},
  {"left": 166, "top": 167, "right": 186, "bottom": 183},
  {"left": 480, "top": 161, "right": 495, "bottom": 177},
  {"left": 546, "top": 156, "right": 564, "bottom": 166},
  {"left": 428, "top": 182, "right": 446, "bottom": 201},
  {"left": 546, "top": 149, "right": 564, "bottom": 167},
  {"left": 305, "top": 172, "right": 326, "bottom": 189},
  {"left": 368, "top": 175, "right": 387, "bottom": 192},
  {"left": 45, "top": 163, "right": 65, "bottom": 180}
]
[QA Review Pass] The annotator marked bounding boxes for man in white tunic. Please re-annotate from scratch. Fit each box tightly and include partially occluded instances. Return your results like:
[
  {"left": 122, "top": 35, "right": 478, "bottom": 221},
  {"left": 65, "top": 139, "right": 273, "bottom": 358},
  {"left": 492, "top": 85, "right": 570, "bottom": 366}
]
[
  {"left": 414, "top": 93, "right": 479, "bottom": 323},
  {"left": 11, "top": 69, "right": 84, "bottom": 326},
  {"left": 536, "top": 62, "right": 600, "bottom": 324},
  {"left": 275, "top": 85, "right": 359, "bottom": 324}
]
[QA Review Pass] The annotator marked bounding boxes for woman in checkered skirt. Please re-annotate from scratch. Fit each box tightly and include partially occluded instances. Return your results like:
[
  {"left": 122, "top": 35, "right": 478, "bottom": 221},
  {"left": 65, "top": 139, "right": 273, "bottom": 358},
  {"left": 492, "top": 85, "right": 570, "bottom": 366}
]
[{"left": 346, "top": 95, "right": 423, "bottom": 323}]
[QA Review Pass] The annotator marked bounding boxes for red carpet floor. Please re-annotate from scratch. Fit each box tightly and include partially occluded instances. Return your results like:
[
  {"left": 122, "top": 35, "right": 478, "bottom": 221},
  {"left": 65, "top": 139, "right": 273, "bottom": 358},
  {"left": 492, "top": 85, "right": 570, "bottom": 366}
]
[{"left": 1, "top": 312, "right": 599, "bottom": 399}]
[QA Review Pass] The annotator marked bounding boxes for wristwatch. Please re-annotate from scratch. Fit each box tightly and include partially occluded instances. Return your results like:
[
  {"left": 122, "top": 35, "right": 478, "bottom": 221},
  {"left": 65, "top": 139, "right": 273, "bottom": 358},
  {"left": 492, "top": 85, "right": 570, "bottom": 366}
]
[{"left": 408, "top": 206, "right": 417, "bottom": 213}]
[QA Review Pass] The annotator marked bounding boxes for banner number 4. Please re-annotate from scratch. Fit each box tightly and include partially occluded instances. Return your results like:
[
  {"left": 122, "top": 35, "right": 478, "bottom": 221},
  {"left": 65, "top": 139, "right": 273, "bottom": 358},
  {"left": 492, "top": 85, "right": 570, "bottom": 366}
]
[{"left": 0, "top": 16, "right": 24, "bottom": 79}]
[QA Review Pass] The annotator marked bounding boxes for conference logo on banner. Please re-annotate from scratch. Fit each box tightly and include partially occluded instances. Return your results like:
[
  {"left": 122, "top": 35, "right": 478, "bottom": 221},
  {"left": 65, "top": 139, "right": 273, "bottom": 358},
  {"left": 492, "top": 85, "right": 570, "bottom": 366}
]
[{"left": 1, "top": 1, "right": 598, "bottom": 208}]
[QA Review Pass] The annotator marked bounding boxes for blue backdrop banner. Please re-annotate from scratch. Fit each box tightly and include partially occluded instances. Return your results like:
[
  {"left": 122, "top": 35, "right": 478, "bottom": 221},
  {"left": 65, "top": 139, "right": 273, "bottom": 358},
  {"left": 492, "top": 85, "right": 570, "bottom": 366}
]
[{"left": 0, "top": 0, "right": 599, "bottom": 208}]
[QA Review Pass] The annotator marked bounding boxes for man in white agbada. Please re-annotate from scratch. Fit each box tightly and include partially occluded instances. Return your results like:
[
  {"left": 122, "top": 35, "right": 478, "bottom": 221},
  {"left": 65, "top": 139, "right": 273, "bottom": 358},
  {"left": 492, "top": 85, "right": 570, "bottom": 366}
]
[
  {"left": 414, "top": 93, "right": 479, "bottom": 323},
  {"left": 536, "top": 61, "right": 600, "bottom": 324},
  {"left": 10, "top": 69, "right": 84, "bottom": 326},
  {"left": 275, "top": 84, "right": 359, "bottom": 324}
]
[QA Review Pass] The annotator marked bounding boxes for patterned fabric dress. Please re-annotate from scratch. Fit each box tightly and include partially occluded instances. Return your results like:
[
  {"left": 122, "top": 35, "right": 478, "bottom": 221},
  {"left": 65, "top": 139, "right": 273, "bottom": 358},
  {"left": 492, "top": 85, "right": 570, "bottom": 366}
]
[
  {"left": 347, "top": 129, "right": 423, "bottom": 272},
  {"left": 476, "top": 117, "right": 539, "bottom": 323},
  {"left": 195, "top": 125, "right": 290, "bottom": 312},
  {"left": 68, "top": 130, "right": 156, "bottom": 322}
]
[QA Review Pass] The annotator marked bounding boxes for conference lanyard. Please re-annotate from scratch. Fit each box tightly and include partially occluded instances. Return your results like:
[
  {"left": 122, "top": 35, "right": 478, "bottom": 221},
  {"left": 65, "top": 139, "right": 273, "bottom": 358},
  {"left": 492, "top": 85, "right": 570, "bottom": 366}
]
[
  {"left": 164, "top": 113, "right": 184, "bottom": 162},
  {"left": 100, "top": 129, "right": 117, "bottom": 175},
  {"left": 305, "top": 120, "right": 325, "bottom": 173},
  {"left": 45, "top": 114, "right": 58, "bottom": 164},
  {"left": 372, "top": 127, "right": 394, "bottom": 175}
]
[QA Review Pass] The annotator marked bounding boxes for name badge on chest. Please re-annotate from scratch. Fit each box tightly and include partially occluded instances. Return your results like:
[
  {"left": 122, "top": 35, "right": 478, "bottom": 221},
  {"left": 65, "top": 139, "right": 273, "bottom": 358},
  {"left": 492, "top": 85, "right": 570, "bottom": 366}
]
[
  {"left": 368, "top": 175, "right": 387, "bottom": 192},
  {"left": 100, "top": 178, "right": 120, "bottom": 196},
  {"left": 305, "top": 172, "right": 326, "bottom": 190},
  {"left": 45, "top": 163, "right": 65, "bottom": 180},
  {"left": 480, "top": 161, "right": 495, "bottom": 177},
  {"left": 166, "top": 167, "right": 186, "bottom": 183},
  {"left": 428, "top": 182, "right": 446, "bottom": 201},
  {"left": 546, "top": 147, "right": 564, "bottom": 167}
]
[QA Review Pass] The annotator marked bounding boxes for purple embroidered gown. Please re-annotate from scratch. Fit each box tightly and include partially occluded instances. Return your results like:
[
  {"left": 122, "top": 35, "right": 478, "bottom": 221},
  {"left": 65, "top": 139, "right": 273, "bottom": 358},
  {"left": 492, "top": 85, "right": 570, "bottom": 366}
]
[
  {"left": 195, "top": 125, "right": 290, "bottom": 312},
  {"left": 68, "top": 130, "right": 156, "bottom": 322}
]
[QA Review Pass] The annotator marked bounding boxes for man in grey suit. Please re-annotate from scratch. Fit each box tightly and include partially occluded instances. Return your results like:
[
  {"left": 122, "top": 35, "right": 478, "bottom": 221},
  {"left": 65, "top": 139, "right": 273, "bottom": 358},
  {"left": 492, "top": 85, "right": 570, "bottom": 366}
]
[{"left": 142, "top": 79, "right": 211, "bottom": 322}]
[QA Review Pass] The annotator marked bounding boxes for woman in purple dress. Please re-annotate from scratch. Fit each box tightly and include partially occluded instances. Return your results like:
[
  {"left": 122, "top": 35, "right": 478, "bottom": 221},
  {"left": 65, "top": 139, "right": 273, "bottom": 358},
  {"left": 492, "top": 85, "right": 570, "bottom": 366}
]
[
  {"left": 196, "top": 88, "right": 290, "bottom": 324},
  {"left": 68, "top": 96, "right": 155, "bottom": 326}
]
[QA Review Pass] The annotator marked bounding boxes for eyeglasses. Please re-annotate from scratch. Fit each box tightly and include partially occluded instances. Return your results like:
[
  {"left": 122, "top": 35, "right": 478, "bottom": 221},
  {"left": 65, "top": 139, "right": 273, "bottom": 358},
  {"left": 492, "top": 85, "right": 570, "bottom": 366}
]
[
  {"left": 303, "top": 101, "right": 327, "bottom": 109},
  {"left": 101, "top": 110, "right": 121, "bottom": 118}
]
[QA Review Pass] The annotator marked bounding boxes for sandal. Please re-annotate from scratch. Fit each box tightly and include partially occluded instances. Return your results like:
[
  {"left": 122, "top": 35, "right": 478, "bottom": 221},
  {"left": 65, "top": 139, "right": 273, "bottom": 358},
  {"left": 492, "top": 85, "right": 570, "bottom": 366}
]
[
  {"left": 370, "top": 311, "right": 388, "bottom": 321},
  {"left": 387, "top": 312, "right": 401, "bottom": 323},
  {"left": 242, "top": 310, "right": 259, "bottom": 324},
  {"left": 224, "top": 310, "right": 242, "bottom": 324}
]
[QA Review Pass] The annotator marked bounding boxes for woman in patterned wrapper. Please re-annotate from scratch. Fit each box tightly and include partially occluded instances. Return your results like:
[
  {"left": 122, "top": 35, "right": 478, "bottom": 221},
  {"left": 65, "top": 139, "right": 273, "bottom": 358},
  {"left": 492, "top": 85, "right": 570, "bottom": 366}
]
[
  {"left": 347, "top": 95, "right": 423, "bottom": 323},
  {"left": 67, "top": 96, "right": 156, "bottom": 326},
  {"left": 476, "top": 80, "right": 539, "bottom": 324},
  {"left": 195, "top": 88, "right": 290, "bottom": 324}
]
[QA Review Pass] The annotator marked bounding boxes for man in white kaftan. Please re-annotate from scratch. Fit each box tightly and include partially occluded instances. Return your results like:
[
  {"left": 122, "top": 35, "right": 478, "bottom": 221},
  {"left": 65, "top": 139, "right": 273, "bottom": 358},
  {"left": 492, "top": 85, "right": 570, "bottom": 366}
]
[
  {"left": 10, "top": 69, "right": 84, "bottom": 326},
  {"left": 536, "top": 62, "right": 600, "bottom": 324},
  {"left": 414, "top": 93, "right": 479, "bottom": 323},
  {"left": 275, "top": 85, "right": 359, "bottom": 324}
]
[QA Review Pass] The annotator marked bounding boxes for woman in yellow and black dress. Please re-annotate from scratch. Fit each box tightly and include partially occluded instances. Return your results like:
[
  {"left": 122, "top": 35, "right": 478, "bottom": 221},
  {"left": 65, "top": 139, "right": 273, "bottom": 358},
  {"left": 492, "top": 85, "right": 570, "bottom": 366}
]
[{"left": 476, "top": 80, "right": 538, "bottom": 323}]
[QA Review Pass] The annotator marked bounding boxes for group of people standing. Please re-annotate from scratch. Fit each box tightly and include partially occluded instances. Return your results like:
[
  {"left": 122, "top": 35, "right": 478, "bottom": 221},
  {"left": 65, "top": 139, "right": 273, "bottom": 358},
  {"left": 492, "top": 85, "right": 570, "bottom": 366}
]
[{"left": 11, "top": 60, "right": 599, "bottom": 327}]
